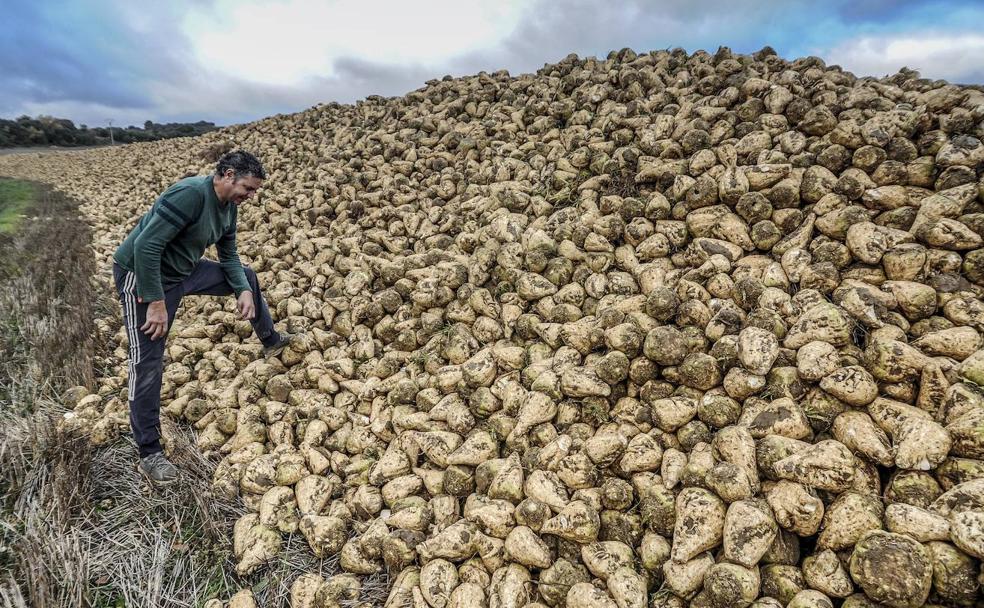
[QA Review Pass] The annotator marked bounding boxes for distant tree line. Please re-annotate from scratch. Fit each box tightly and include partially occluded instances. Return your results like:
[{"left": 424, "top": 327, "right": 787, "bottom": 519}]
[{"left": 0, "top": 115, "right": 218, "bottom": 148}]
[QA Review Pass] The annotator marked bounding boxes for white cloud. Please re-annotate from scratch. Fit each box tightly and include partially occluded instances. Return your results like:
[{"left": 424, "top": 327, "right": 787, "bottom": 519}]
[
  {"left": 182, "top": 0, "right": 529, "bottom": 86},
  {"left": 823, "top": 32, "right": 984, "bottom": 83}
]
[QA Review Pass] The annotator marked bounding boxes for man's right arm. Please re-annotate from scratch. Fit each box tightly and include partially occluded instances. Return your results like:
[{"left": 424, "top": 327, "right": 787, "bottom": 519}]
[{"left": 132, "top": 187, "right": 200, "bottom": 302}]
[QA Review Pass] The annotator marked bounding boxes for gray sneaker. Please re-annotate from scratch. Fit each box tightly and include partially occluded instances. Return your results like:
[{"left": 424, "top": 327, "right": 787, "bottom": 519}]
[
  {"left": 262, "top": 331, "right": 297, "bottom": 358},
  {"left": 139, "top": 451, "right": 179, "bottom": 485}
]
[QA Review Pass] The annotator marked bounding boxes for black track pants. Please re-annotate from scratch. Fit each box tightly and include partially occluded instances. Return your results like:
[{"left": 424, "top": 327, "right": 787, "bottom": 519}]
[{"left": 113, "top": 259, "right": 278, "bottom": 457}]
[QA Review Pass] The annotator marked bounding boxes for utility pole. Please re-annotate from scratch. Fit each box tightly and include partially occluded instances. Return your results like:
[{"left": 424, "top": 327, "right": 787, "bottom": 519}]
[{"left": 107, "top": 118, "right": 114, "bottom": 145}]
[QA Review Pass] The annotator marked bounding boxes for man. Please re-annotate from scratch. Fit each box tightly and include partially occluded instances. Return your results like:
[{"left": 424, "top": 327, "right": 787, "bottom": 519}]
[{"left": 113, "top": 150, "right": 291, "bottom": 484}]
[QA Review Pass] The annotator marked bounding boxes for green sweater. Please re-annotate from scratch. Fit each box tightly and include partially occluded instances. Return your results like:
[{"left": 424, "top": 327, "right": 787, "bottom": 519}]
[{"left": 113, "top": 175, "right": 250, "bottom": 302}]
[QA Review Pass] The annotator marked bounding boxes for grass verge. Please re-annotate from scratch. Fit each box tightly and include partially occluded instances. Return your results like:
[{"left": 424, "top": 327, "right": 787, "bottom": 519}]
[{"left": 0, "top": 180, "right": 34, "bottom": 235}]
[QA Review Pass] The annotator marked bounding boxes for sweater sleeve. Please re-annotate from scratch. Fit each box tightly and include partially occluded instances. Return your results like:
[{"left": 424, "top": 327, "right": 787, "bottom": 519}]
[
  {"left": 132, "top": 187, "right": 201, "bottom": 302},
  {"left": 215, "top": 209, "right": 251, "bottom": 297}
]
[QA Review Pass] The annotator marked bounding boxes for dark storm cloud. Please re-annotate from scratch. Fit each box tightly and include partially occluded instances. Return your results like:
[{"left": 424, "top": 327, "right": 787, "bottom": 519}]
[
  {"left": 166, "top": 58, "right": 441, "bottom": 125},
  {"left": 0, "top": 1, "right": 202, "bottom": 122},
  {"left": 0, "top": 3, "right": 150, "bottom": 112},
  {"left": 331, "top": 57, "right": 439, "bottom": 93}
]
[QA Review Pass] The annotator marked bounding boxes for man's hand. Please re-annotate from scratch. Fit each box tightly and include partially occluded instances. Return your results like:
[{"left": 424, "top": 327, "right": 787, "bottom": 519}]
[
  {"left": 141, "top": 300, "right": 168, "bottom": 340},
  {"left": 238, "top": 291, "right": 255, "bottom": 320}
]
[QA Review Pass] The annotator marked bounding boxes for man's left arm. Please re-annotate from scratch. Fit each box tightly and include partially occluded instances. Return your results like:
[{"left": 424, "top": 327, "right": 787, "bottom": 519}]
[{"left": 215, "top": 226, "right": 251, "bottom": 297}]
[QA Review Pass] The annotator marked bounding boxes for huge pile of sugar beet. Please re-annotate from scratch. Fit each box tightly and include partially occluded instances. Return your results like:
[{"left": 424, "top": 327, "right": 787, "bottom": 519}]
[{"left": 3, "top": 47, "right": 984, "bottom": 607}]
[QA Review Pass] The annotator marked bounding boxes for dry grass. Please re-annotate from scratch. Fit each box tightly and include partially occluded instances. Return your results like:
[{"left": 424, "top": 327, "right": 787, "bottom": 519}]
[
  {"left": 0, "top": 180, "right": 95, "bottom": 396},
  {"left": 251, "top": 531, "right": 337, "bottom": 607},
  {"left": 0, "top": 180, "right": 97, "bottom": 607},
  {"left": 81, "top": 419, "right": 244, "bottom": 607},
  {"left": 349, "top": 572, "right": 391, "bottom": 608},
  {"left": 0, "top": 179, "right": 348, "bottom": 607},
  {"left": 0, "top": 400, "right": 92, "bottom": 608},
  {"left": 0, "top": 397, "right": 249, "bottom": 607},
  {"left": 603, "top": 170, "right": 641, "bottom": 199},
  {"left": 0, "top": 180, "right": 244, "bottom": 607}
]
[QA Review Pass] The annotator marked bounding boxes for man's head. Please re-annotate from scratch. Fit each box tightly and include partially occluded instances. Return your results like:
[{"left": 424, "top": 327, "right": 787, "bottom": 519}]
[{"left": 214, "top": 150, "right": 266, "bottom": 205}]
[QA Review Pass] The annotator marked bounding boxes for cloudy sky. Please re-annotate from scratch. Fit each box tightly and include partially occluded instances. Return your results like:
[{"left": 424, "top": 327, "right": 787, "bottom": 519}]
[{"left": 3, "top": 0, "right": 982, "bottom": 128}]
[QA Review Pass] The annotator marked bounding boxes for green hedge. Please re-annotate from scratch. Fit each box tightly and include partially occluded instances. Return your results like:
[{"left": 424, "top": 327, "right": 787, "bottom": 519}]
[{"left": 0, "top": 116, "right": 217, "bottom": 148}]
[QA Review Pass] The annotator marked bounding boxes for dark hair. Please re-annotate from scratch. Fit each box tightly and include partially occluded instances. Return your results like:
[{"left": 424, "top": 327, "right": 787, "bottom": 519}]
[{"left": 216, "top": 150, "right": 266, "bottom": 179}]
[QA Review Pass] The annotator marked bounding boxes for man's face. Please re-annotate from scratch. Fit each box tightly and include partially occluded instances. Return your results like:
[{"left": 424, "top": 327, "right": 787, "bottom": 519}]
[{"left": 221, "top": 170, "right": 263, "bottom": 205}]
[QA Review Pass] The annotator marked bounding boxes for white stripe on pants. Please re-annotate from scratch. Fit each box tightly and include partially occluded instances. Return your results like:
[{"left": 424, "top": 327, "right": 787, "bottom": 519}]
[{"left": 122, "top": 271, "right": 142, "bottom": 401}]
